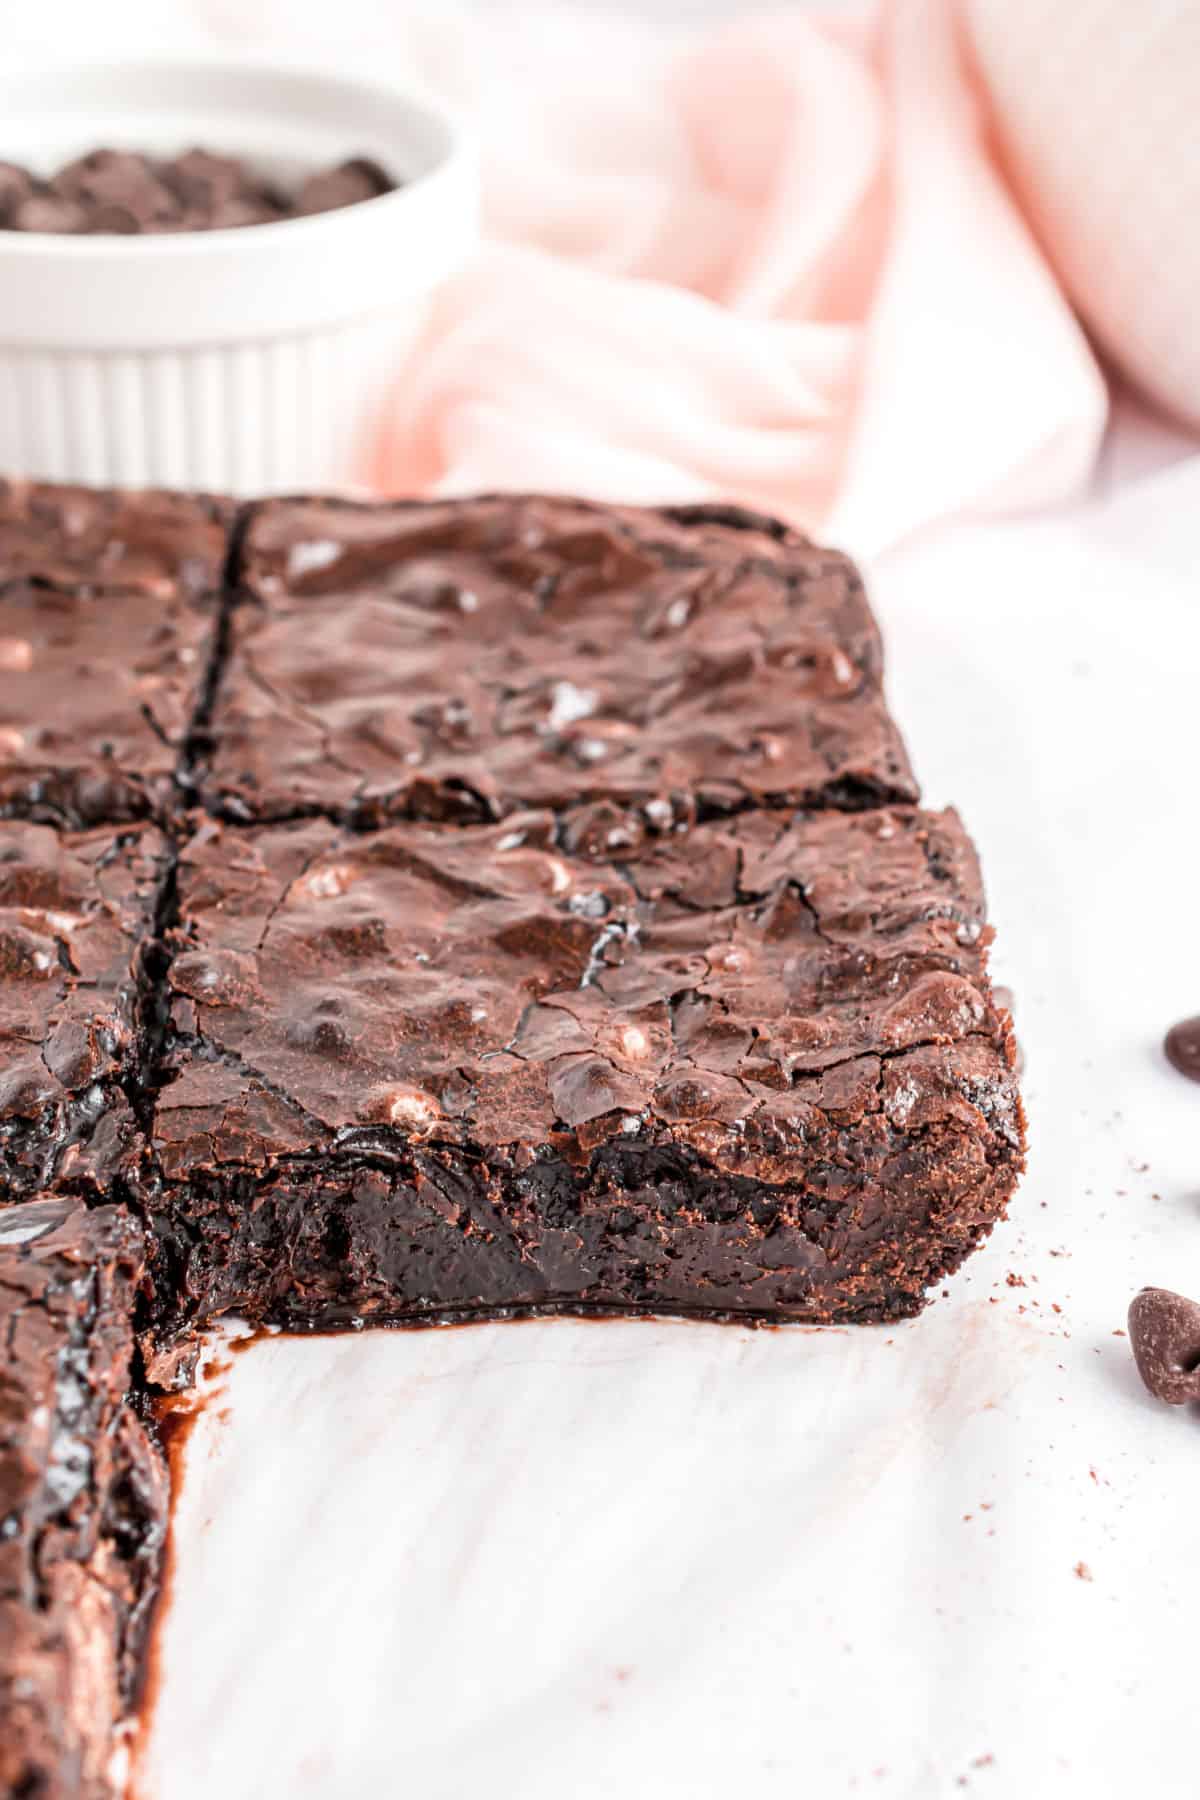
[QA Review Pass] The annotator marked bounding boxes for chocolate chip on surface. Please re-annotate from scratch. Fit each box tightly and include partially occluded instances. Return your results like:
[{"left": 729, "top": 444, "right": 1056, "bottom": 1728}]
[
  {"left": 1128, "top": 1286, "right": 1200, "bottom": 1403},
  {"left": 1164, "top": 1016, "right": 1200, "bottom": 1083},
  {"left": 11, "top": 193, "right": 88, "bottom": 233}
]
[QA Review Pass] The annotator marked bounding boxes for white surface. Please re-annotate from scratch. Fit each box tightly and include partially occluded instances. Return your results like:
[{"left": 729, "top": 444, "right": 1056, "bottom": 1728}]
[
  {"left": 140, "top": 422, "right": 1200, "bottom": 1800},
  {"left": 0, "top": 59, "right": 476, "bottom": 489}
]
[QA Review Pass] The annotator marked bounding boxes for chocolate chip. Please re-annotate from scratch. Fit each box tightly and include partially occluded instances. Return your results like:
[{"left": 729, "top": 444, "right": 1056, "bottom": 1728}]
[
  {"left": 165, "top": 148, "right": 246, "bottom": 211},
  {"left": 1164, "top": 1016, "right": 1200, "bottom": 1083},
  {"left": 0, "top": 160, "right": 34, "bottom": 223},
  {"left": 12, "top": 194, "right": 88, "bottom": 234},
  {"left": 52, "top": 150, "right": 179, "bottom": 229},
  {"left": 295, "top": 158, "right": 393, "bottom": 217},
  {"left": 1127, "top": 1287, "right": 1200, "bottom": 1403},
  {"left": 88, "top": 204, "right": 143, "bottom": 235}
]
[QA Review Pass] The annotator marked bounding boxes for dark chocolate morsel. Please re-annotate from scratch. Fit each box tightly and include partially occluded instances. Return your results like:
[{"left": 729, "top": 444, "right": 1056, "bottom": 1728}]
[
  {"left": 1164, "top": 1016, "right": 1200, "bottom": 1084},
  {"left": 166, "top": 147, "right": 247, "bottom": 210},
  {"left": 0, "top": 159, "right": 35, "bottom": 222},
  {"left": 11, "top": 193, "right": 88, "bottom": 233},
  {"left": 295, "top": 157, "right": 393, "bottom": 216},
  {"left": 1128, "top": 1287, "right": 1200, "bottom": 1404}
]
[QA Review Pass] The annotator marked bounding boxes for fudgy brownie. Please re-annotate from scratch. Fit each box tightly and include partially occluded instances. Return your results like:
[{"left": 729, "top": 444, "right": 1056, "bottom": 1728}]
[
  {"left": 0, "top": 1198, "right": 167, "bottom": 1800},
  {"left": 198, "top": 495, "right": 918, "bottom": 826},
  {"left": 0, "top": 480, "right": 1025, "bottom": 1795},
  {"left": 0, "top": 482, "right": 230, "bottom": 826},
  {"left": 146, "top": 803, "right": 1020, "bottom": 1334},
  {"left": 0, "top": 821, "right": 166, "bottom": 1201}
]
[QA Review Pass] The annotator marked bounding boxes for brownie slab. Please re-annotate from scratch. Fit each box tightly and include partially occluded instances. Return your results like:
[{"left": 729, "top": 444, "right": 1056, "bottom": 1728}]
[
  {"left": 148, "top": 804, "right": 1021, "bottom": 1332},
  {"left": 0, "top": 482, "right": 231, "bottom": 825},
  {"left": 0, "top": 1198, "right": 167, "bottom": 1800},
  {"left": 0, "top": 821, "right": 167, "bottom": 1201},
  {"left": 201, "top": 495, "right": 918, "bottom": 827},
  {"left": 0, "top": 478, "right": 1028, "bottom": 1797}
]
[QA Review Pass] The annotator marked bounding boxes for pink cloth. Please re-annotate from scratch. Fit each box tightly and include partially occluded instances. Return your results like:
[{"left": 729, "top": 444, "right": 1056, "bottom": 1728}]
[{"left": 371, "top": 0, "right": 1109, "bottom": 553}]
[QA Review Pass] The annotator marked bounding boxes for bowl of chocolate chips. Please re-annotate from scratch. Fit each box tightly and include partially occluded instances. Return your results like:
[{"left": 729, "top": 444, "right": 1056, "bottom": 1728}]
[{"left": 0, "top": 57, "right": 477, "bottom": 492}]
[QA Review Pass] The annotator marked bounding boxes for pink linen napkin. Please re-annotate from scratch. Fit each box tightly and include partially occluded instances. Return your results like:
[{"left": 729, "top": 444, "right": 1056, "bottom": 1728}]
[
  {"left": 967, "top": 0, "right": 1200, "bottom": 436},
  {"left": 365, "top": 0, "right": 1108, "bottom": 554}
]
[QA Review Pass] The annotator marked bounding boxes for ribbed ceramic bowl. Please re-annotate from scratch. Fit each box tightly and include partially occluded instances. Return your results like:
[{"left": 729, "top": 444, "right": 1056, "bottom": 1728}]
[{"left": 0, "top": 58, "right": 478, "bottom": 492}]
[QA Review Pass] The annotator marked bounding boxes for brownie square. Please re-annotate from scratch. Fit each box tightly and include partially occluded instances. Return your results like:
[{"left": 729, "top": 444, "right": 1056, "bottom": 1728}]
[
  {"left": 0, "top": 1198, "right": 166, "bottom": 1800},
  {"left": 0, "top": 820, "right": 167, "bottom": 1200},
  {"left": 150, "top": 803, "right": 1021, "bottom": 1331},
  {"left": 201, "top": 495, "right": 918, "bottom": 827},
  {"left": 0, "top": 482, "right": 232, "bottom": 825}
]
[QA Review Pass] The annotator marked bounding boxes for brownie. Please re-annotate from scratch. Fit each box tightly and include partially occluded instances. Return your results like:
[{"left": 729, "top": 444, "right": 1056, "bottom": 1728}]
[
  {"left": 199, "top": 495, "right": 918, "bottom": 827},
  {"left": 0, "top": 148, "right": 394, "bottom": 234},
  {"left": 146, "top": 803, "right": 1021, "bottom": 1333},
  {"left": 0, "top": 820, "right": 167, "bottom": 1201},
  {"left": 0, "top": 482, "right": 231, "bottom": 826},
  {"left": 0, "top": 479, "right": 1026, "bottom": 1793},
  {"left": 0, "top": 1198, "right": 167, "bottom": 1800}
]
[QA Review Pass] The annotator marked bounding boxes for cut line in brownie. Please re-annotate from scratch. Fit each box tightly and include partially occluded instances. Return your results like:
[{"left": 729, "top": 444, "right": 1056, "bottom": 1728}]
[
  {"left": 0, "top": 820, "right": 168, "bottom": 1201},
  {"left": 0, "top": 1198, "right": 167, "bottom": 1800},
  {"left": 0, "top": 482, "right": 232, "bottom": 827},
  {"left": 148, "top": 804, "right": 1022, "bottom": 1334},
  {"left": 196, "top": 494, "right": 919, "bottom": 828}
]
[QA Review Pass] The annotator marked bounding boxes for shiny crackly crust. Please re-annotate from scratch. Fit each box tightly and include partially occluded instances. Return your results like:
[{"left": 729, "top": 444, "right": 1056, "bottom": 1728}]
[
  {"left": 147, "top": 803, "right": 1023, "bottom": 1333},
  {"left": 0, "top": 481, "right": 231, "bottom": 827},
  {"left": 0, "top": 1198, "right": 167, "bottom": 1800},
  {"left": 0, "top": 821, "right": 168, "bottom": 1204},
  {"left": 199, "top": 493, "right": 918, "bottom": 826}
]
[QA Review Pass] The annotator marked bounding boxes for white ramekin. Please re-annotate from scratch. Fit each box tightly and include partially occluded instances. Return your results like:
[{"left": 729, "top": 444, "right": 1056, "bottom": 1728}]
[{"left": 0, "top": 58, "right": 478, "bottom": 493}]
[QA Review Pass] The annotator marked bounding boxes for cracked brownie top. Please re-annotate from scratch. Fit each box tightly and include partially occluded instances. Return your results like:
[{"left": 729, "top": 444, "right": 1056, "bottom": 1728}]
[
  {"left": 200, "top": 494, "right": 918, "bottom": 827},
  {"left": 0, "top": 482, "right": 232, "bottom": 827},
  {"left": 154, "top": 803, "right": 1016, "bottom": 1181},
  {"left": 0, "top": 821, "right": 166, "bottom": 1199}
]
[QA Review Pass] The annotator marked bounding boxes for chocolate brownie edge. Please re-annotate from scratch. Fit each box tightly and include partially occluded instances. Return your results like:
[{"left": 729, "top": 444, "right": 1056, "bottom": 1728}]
[{"left": 0, "top": 1198, "right": 167, "bottom": 1800}]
